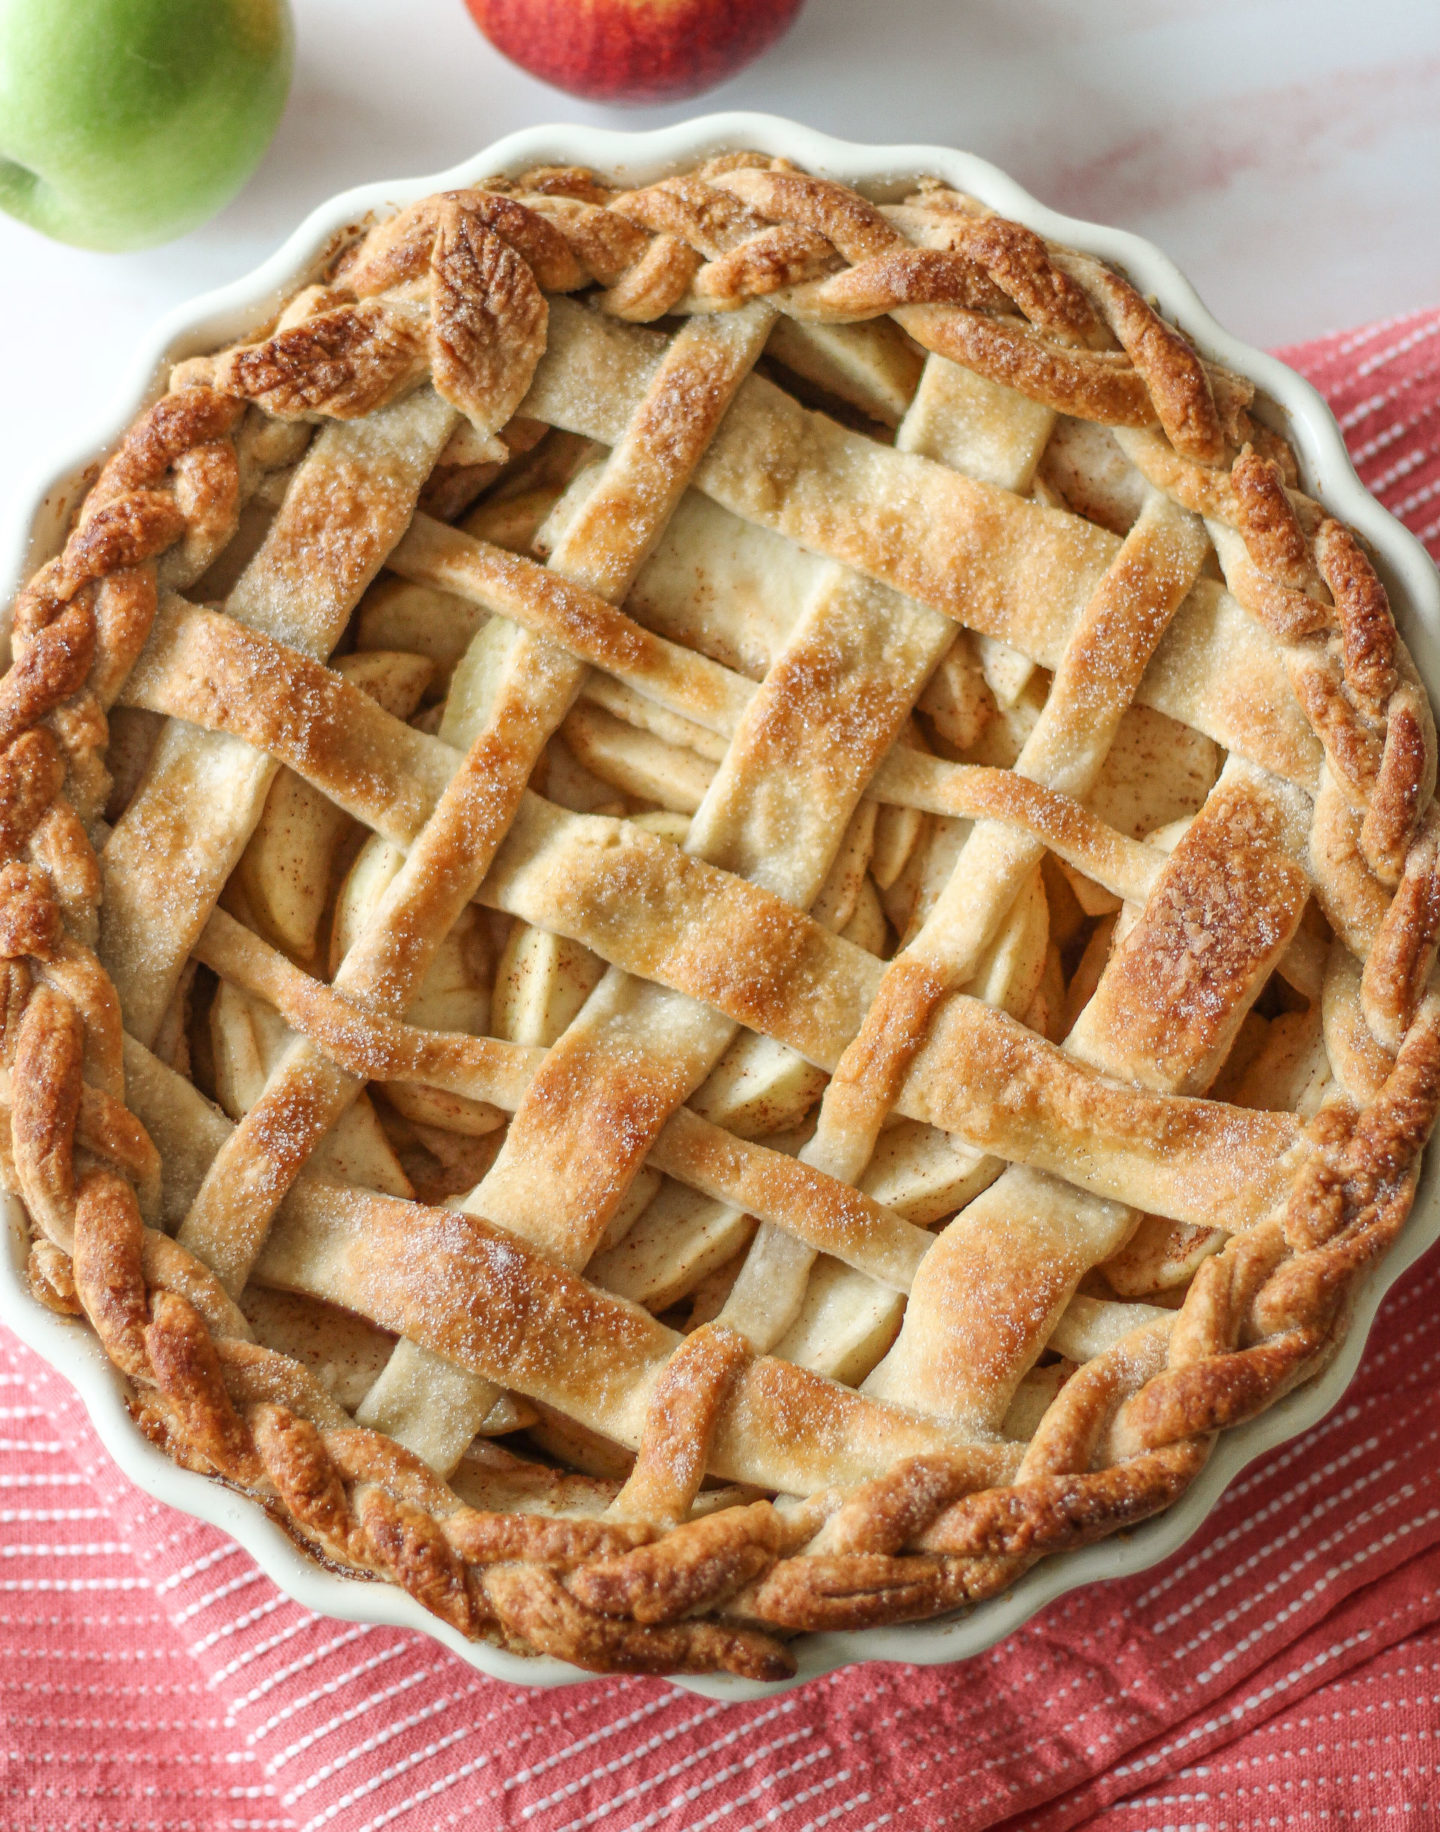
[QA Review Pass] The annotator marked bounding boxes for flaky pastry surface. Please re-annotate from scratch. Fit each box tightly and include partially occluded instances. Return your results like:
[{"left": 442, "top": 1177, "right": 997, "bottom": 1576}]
[{"left": 5, "top": 152, "right": 1439, "bottom": 1682}]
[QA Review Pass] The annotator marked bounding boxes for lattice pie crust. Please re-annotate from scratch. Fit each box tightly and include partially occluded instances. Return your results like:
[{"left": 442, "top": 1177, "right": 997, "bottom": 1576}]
[{"left": 5, "top": 154, "right": 1438, "bottom": 1682}]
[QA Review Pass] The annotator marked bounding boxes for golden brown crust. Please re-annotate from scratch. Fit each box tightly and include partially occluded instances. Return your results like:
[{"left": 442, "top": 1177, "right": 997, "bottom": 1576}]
[
  {"left": 923, "top": 206, "right": 1097, "bottom": 336},
  {"left": 210, "top": 300, "right": 430, "bottom": 421},
  {"left": 428, "top": 202, "right": 548, "bottom": 433},
  {"left": 1232, "top": 447, "right": 1319, "bottom": 593},
  {"left": 570, "top": 1499, "right": 790, "bottom": 1623},
  {"left": 482, "top": 1563, "right": 794, "bottom": 1681},
  {"left": 338, "top": 189, "right": 586, "bottom": 298},
  {"left": 612, "top": 1321, "right": 751, "bottom": 1524},
  {"left": 72, "top": 1169, "right": 149, "bottom": 1377},
  {"left": 1071, "top": 778, "right": 1310, "bottom": 1093},
  {"left": 5, "top": 149, "right": 1438, "bottom": 1684},
  {"left": 1076, "top": 261, "right": 1224, "bottom": 464}
]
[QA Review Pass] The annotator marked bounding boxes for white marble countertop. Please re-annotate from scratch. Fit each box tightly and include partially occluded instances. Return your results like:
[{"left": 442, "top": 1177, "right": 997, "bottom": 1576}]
[{"left": 2, "top": 0, "right": 1438, "bottom": 518}]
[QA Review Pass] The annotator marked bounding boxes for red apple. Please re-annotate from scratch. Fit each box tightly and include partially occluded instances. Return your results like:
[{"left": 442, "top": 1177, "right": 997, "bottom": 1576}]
[{"left": 464, "top": 0, "right": 805, "bottom": 104}]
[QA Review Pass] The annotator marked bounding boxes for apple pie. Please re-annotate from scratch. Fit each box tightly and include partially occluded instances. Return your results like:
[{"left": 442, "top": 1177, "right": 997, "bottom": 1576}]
[{"left": 5, "top": 153, "right": 1438, "bottom": 1682}]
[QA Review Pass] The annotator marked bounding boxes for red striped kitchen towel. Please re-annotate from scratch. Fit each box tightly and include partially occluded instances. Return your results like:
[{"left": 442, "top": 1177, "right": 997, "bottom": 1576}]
[{"left": 2, "top": 305, "right": 1439, "bottom": 1832}]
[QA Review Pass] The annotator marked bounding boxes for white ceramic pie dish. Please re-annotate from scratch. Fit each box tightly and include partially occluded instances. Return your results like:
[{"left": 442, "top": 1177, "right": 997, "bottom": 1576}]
[{"left": 2, "top": 113, "right": 1438, "bottom": 1702}]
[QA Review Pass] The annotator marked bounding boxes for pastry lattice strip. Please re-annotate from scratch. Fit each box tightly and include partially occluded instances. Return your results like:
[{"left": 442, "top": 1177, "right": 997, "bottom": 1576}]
[{"left": 5, "top": 155, "right": 1439, "bottom": 1682}]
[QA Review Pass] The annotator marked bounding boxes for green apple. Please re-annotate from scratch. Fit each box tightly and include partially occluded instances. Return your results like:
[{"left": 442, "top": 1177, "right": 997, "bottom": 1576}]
[{"left": 0, "top": 0, "right": 293, "bottom": 251}]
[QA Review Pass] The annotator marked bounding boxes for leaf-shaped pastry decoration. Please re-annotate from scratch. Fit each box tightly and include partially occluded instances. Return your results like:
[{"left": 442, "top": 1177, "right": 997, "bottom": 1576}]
[
  {"left": 428, "top": 202, "right": 548, "bottom": 440},
  {"left": 210, "top": 299, "right": 428, "bottom": 421},
  {"left": 340, "top": 190, "right": 584, "bottom": 298}
]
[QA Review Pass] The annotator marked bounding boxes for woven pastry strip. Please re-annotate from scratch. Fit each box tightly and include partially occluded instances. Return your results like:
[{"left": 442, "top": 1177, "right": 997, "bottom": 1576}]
[{"left": 5, "top": 153, "right": 1439, "bottom": 1682}]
